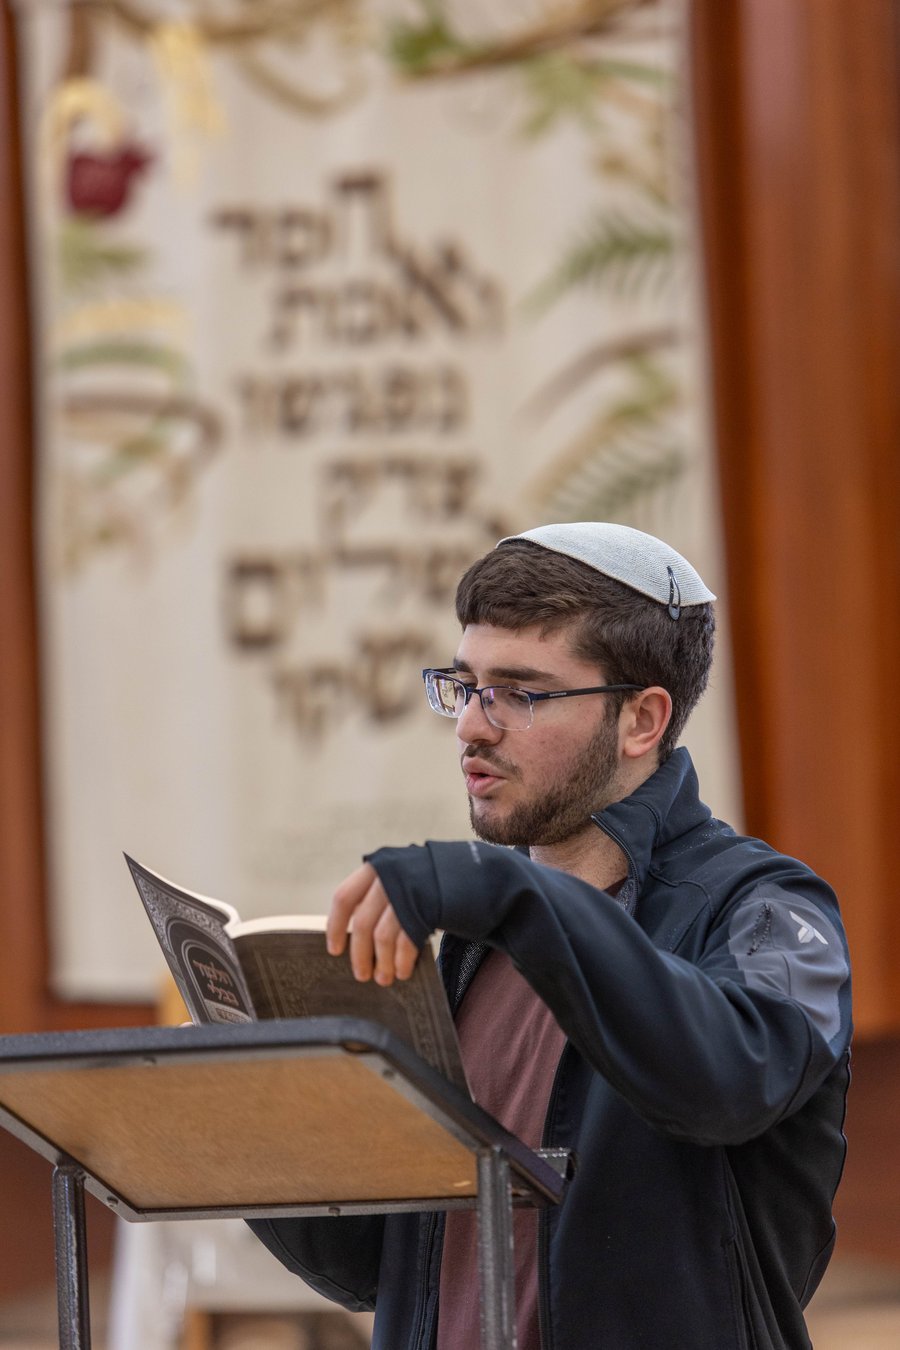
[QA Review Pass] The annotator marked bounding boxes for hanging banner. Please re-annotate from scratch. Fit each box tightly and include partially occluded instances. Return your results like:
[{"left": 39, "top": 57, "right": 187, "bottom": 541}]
[{"left": 20, "top": 0, "right": 740, "bottom": 998}]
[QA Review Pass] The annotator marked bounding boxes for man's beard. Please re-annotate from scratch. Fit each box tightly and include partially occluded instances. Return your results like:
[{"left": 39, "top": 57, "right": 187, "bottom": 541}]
[{"left": 467, "top": 714, "right": 621, "bottom": 847}]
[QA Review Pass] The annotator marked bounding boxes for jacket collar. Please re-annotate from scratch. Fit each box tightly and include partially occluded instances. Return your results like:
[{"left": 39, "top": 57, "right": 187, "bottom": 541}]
[{"left": 591, "top": 746, "right": 711, "bottom": 894}]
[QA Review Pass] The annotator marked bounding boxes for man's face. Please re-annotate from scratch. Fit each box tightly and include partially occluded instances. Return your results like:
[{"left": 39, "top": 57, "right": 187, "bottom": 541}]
[{"left": 452, "top": 622, "right": 625, "bottom": 848}]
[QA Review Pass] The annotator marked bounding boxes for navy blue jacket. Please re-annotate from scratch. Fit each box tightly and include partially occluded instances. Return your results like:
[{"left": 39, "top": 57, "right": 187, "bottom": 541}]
[{"left": 251, "top": 749, "right": 852, "bottom": 1349}]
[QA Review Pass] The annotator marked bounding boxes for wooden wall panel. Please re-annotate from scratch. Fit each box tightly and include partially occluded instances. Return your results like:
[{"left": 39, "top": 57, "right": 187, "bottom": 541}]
[
  {"left": 690, "top": 0, "right": 900, "bottom": 1035},
  {"left": 0, "top": 0, "right": 50, "bottom": 1036},
  {"left": 1, "top": 0, "right": 148, "bottom": 1299}
]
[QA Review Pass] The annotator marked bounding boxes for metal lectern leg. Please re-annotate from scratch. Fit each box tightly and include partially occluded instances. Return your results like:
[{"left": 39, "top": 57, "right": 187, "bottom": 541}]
[
  {"left": 52, "top": 1160, "right": 92, "bottom": 1349},
  {"left": 476, "top": 1147, "right": 517, "bottom": 1350}
]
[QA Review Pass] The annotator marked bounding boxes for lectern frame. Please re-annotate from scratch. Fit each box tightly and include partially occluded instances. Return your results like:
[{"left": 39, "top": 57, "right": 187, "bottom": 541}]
[{"left": 0, "top": 1019, "right": 569, "bottom": 1350}]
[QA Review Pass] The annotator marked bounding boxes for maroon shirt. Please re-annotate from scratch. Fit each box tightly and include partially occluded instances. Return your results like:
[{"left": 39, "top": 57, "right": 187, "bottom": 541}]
[{"left": 436, "top": 949, "right": 567, "bottom": 1350}]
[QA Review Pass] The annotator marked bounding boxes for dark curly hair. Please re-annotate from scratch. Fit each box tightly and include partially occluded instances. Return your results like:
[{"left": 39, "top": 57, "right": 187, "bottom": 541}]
[{"left": 454, "top": 538, "right": 715, "bottom": 760}]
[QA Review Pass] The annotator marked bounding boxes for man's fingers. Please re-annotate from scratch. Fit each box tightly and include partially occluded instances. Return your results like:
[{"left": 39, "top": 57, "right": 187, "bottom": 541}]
[
  {"left": 373, "top": 909, "right": 403, "bottom": 986},
  {"left": 328, "top": 861, "right": 421, "bottom": 984},
  {"left": 394, "top": 932, "right": 420, "bottom": 982},
  {"left": 348, "top": 877, "right": 392, "bottom": 981},
  {"left": 327, "top": 862, "right": 377, "bottom": 955}
]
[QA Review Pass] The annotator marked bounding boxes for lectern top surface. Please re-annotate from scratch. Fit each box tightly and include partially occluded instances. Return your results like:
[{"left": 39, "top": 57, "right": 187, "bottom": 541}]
[{"left": 0, "top": 1019, "right": 565, "bottom": 1221}]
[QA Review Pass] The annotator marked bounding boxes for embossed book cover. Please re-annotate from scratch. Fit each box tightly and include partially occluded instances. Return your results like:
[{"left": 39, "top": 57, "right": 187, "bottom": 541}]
[{"left": 125, "top": 854, "right": 468, "bottom": 1094}]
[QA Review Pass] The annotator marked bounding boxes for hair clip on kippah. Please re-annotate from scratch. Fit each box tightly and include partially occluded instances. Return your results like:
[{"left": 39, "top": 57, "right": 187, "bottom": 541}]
[{"left": 667, "top": 567, "right": 681, "bottom": 620}]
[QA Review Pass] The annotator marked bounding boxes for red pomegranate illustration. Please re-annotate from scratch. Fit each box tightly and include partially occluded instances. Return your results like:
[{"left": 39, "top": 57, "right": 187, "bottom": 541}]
[{"left": 66, "top": 143, "right": 154, "bottom": 217}]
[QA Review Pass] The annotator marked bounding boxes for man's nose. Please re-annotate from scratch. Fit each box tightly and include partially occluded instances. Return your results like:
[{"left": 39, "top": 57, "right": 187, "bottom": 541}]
[{"left": 456, "top": 691, "right": 503, "bottom": 744}]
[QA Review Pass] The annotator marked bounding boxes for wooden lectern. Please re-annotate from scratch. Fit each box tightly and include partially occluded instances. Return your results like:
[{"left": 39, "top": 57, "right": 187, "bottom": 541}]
[{"left": 0, "top": 1019, "right": 569, "bottom": 1350}]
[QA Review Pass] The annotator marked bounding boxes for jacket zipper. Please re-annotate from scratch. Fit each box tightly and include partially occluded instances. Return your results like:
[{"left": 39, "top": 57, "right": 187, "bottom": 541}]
[
  {"left": 590, "top": 814, "right": 640, "bottom": 908},
  {"left": 413, "top": 940, "right": 483, "bottom": 1350},
  {"left": 409, "top": 1211, "right": 440, "bottom": 1350},
  {"left": 537, "top": 834, "right": 638, "bottom": 1350},
  {"left": 538, "top": 1040, "right": 572, "bottom": 1350}
]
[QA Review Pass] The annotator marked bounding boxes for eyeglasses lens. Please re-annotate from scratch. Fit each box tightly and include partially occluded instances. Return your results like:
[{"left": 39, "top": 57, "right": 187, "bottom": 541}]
[
  {"left": 428, "top": 674, "right": 463, "bottom": 717},
  {"left": 426, "top": 674, "right": 534, "bottom": 731},
  {"left": 483, "top": 687, "right": 532, "bottom": 730}
]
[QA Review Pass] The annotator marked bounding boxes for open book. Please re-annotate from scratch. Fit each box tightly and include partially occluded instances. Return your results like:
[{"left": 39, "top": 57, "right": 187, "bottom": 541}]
[{"left": 125, "top": 855, "right": 468, "bottom": 1094}]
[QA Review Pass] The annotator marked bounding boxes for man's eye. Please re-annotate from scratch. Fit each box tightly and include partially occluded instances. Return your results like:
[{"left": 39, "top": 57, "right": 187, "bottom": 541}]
[{"left": 492, "top": 688, "right": 531, "bottom": 706}]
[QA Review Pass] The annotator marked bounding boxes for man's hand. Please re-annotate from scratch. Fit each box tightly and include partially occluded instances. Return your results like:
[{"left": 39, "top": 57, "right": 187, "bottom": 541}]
[{"left": 327, "top": 862, "right": 420, "bottom": 986}]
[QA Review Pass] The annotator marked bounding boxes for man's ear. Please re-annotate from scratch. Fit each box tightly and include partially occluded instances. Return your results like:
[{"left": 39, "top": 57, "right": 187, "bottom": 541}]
[{"left": 619, "top": 686, "right": 672, "bottom": 761}]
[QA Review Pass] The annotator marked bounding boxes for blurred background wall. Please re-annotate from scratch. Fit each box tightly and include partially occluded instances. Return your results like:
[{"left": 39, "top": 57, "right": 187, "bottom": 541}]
[{"left": 1, "top": 0, "right": 899, "bottom": 1310}]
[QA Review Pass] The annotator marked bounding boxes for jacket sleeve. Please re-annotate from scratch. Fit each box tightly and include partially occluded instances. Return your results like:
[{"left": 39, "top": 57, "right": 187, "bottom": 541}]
[
  {"left": 246, "top": 1215, "right": 384, "bottom": 1312},
  {"left": 366, "top": 840, "right": 852, "bottom": 1147}
]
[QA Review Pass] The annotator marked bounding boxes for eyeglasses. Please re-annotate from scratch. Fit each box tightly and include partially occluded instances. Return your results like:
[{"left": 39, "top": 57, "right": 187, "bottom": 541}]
[{"left": 422, "top": 668, "right": 645, "bottom": 732}]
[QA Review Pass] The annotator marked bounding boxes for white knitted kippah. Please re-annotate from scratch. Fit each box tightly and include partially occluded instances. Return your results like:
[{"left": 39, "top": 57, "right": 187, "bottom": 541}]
[{"left": 498, "top": 523, "right": 715, "bottom": 617}]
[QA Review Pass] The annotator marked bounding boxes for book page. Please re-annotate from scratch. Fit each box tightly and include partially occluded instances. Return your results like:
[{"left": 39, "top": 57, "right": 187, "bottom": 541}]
[
  {"left": 226, "top": 913, "right": 329, "bottom": 938},
  {"left": 125, "top": 856, "right": 256, "bottom": 1023}
]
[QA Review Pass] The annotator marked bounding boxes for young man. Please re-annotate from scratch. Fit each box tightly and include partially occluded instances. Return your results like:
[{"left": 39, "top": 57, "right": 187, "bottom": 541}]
[{"left": 252, "top": 522, "right": 852, "bottom": 1350}]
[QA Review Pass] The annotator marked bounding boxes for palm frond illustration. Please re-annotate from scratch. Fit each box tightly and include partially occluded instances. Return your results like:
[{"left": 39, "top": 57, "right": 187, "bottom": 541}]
[
  {"left": 519, "top": 50, "right": 670, "bottom": 139},
  {"left": 525, "top": 207, "right": 678, "bottom": 313},
  {"left": 538, "top": 433, "right": 685, "bottom": 522},
  {"left": 388, "top": 0, "right": 657, "bottom": 79},
  {"left": 519, "top": 327, "right": 679, "bottom": 425},
  {"left": 521, "top": 355, "right": 685, "bottom": 521}
]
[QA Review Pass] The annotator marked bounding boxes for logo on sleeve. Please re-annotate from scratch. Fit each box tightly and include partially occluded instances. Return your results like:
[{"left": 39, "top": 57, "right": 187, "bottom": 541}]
[{"left": 789, "top": 911, "right": 828, "bottom": 945}]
